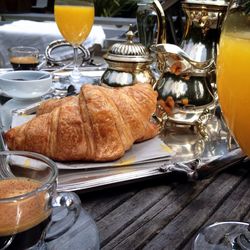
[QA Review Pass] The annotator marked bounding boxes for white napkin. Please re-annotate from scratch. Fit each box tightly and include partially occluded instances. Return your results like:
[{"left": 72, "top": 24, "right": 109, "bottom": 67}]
[
  {"left": 0, "top": 20, "right": 106, "bottom": 67},
  {"left": 0, "top": 20, "right": 61, "bottom": 35},
  {"left": 57, "top": 136, "right": 173, "bottom": 170}
]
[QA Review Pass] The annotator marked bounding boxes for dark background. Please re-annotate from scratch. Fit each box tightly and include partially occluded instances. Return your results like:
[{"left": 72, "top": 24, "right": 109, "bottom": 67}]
[
  {"left": 0, "top": 0, "right": 138, "bottom": 17},
  {"left": 0, "top": 0, "right": 54, "bottom": 13}
]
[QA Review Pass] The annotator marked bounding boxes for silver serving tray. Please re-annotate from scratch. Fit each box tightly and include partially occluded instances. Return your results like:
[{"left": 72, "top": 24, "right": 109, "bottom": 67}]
[
  {"left": 0, "top": 100, "right": 246, "bottom": 193},
  {"left": 0, "top": 67, "right": 246, "bottom": 192}
]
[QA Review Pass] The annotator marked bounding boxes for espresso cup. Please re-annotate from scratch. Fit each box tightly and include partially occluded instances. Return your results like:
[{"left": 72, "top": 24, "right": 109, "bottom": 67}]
[
  {"left": 8, "top": 47, "right": 40, "bottom": 71},
  {"left": 0, "top": 151, "right": 81, "bottom": 250}
]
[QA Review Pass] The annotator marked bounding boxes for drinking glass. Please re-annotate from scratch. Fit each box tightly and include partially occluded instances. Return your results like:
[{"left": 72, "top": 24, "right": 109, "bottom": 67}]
[
  {"left": 0, "top": 151, "right": 81, "bottom": 250},
  {"left": 193, "top": 0, "right": 250, "bottom": 249},
  {"left": 54, "top": 0, "right": 95, "bottom": 88},
  {"left": 8, "top": 46, "right": 40, "bottom": 71}
]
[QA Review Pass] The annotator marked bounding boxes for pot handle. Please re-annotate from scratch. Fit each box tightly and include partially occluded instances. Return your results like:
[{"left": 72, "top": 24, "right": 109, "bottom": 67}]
[{"left": 45, "top": 191, "right": 81, "bottom": 241}]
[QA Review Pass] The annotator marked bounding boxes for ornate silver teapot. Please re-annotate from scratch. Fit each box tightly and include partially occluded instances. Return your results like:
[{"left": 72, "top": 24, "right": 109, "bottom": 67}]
[
  {"left": 152, "top": 43, "right": 216, "bottom": 132},
  {"left": 101, "top": 27, "right": 155, "bottom": 87}
]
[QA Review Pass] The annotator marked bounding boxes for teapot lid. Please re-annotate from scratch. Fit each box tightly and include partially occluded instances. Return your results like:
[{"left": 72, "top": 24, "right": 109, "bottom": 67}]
[
  {"left": 182, "top": 0, "right": 229, "bottom": 6},
  {"left": 104, "top": 26, "right": 152, "bottom": 63}
]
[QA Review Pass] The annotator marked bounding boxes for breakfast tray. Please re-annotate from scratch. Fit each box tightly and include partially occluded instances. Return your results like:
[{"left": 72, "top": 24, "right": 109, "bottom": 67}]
[
  {"left": 0, "top": 66, "right": 246, "bottom": 192},
  {"left": 0, "top": 102, "right": 246, "bottom": 193}
]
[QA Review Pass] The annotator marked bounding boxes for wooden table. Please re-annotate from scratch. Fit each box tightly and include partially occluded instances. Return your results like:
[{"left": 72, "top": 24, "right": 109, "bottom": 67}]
[{"left": 79, "top": 159, "right": 250, "bottom": 250}]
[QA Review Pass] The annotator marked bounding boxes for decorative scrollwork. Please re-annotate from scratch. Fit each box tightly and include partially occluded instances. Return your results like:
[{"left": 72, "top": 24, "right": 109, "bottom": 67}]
[
  {"left": 188, "top": 10, "right": 220, "bottom": 34},
  {"left": 45, "top": 39, "right": 90, "bottom": 66}
]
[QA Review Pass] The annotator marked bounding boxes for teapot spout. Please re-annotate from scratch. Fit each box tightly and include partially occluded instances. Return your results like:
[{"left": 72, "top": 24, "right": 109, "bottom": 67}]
[{"left": 151, "top": 43, "right": 215, "bottom": 74}]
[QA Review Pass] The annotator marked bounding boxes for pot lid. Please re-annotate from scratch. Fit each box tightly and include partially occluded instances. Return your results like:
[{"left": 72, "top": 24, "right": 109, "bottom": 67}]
[
  {"left": 182, "top": 0, "right": 229, "bottom": 6},
  {"left": 104, "top": 26, "right": 152, "bottom": 63}
]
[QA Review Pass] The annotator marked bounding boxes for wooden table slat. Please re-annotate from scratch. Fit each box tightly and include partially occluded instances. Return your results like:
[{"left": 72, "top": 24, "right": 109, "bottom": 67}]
[
  {"left": 141, "top": 169, "right": 247, "bottom": 250},
  {"left": 183, "top": 168, "right": 250, "bottom": 249},
  {"left": 82, "top": 189, "right": 138, "bottom": 221},
  {"left": 97, "top": 185, "right": 173, "bottom": 247},
  {"left": 101, "top": 177, "right": 214, "bottom": 249}
]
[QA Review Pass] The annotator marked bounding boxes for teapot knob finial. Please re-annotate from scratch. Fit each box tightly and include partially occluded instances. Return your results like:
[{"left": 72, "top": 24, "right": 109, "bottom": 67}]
[{"left": 126, "top": 24, "right": 135, "bottom": 44}]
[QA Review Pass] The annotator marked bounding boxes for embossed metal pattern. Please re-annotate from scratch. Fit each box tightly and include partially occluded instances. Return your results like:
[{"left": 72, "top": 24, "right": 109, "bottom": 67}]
[
  {"left": 183, "top": 0, "right": 229, "bottom": 6},
  {"left": 104, "top": 28, "right": 152, "bottom": 63},
  {"left": 182, "top": 0, "right": 229, "bottom": 32}
]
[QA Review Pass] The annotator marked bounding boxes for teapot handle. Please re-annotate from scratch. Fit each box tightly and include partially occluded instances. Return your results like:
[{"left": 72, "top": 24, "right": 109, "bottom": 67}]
[{"left": 152, "top": 0, "right": 167, "bottom": 44}]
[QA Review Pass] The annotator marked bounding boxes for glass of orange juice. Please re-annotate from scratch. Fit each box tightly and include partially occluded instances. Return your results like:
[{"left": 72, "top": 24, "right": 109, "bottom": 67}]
[
  {"left": 193, "top": 0, "right": 250, "bottom": 249},
  {"left": 54, "top": 0, "right": 94, "bottom": 86},
  {"left": 217, "top": 1, "right": 250, "bottom": 157}
]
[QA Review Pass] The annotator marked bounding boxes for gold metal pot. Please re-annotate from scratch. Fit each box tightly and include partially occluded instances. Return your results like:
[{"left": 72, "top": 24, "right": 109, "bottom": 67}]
[{"left": 101, "top": 28, "right": 155, "bottom": 87}]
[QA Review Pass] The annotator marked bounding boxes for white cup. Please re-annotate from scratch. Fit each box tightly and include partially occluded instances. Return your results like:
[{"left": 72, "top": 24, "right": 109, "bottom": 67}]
[{"left": 0, "top": 70, "right": 52, "bottom": 99}]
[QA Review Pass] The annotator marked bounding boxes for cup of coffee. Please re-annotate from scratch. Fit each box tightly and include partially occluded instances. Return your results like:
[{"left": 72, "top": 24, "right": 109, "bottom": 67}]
[
  {"left": 0, "top": 151, "right": 81, "bottom": 250},
  {"left": 8, "top": 46, "right": 40, "bottom": 71}
]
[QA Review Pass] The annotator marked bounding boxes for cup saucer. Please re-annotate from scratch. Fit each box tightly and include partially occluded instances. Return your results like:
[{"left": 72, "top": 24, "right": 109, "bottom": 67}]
[{"left": 46, "top": 206, "right": 99, "bottom": 250}]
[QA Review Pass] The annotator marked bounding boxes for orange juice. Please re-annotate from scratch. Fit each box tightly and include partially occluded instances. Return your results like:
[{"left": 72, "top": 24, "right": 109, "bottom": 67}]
[
  {"left": 217, "top": 25, "right": 250, "bottom": 155},
  {"left": 54, "top": 5, "right": 94, "bottom": 46}
]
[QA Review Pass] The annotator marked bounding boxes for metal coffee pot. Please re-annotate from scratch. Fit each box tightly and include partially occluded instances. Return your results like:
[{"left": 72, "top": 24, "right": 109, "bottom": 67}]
[
  {"left": 150, "top": 0, "right": 229, "bottom": 129},
  {"left": 152, "top": 43, "right": 216, "bottom": 132}
]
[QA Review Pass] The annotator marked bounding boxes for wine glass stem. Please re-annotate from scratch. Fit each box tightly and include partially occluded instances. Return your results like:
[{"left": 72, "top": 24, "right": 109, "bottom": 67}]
[{"left": 71, "top": 46, "right": 81, "bottom": 83}]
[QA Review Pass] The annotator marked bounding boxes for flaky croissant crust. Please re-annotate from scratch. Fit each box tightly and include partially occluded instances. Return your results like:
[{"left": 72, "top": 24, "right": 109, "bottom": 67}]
[{"left": 5, "top": 84, "right": 158, "bottom": 162}]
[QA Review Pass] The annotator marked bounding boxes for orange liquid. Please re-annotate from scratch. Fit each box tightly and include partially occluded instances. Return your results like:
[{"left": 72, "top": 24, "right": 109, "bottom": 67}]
[
  {"left": 217, "top": 31, "right": 250, "bottom": 155},
  {"left": 54, "top": 5, "right": 94, "bottom": 46}
]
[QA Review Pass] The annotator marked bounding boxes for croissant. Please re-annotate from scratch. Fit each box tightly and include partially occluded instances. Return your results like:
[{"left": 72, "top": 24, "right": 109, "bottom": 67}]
[{"left": 4, "top": 84, "right": 159, "bottom": 162}]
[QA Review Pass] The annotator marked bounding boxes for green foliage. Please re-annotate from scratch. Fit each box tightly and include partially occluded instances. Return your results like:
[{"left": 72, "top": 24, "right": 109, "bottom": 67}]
[
  {"left": 241, "top": 0, "right": 250, "bottom": 14},
  {"left": 94, "top": 0, "right": 138, "bottom": 17}
]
